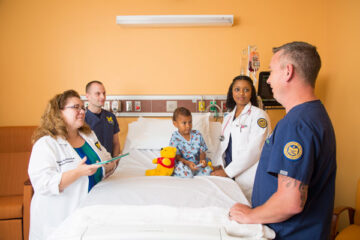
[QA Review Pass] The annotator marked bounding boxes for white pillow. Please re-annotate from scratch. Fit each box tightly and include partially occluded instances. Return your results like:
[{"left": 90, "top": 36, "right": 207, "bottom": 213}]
[
  {"left": 124, "top": 117, "right": 176, "bottom": 150},
  {"left": 192, "top": 113, "right": 211, "bottom": 150},
  {"left": 124, "top": 114, "right": 215, "bottom": 151},
  {"left": 122, "top": 120, "right": 142, "bottom": 151}
]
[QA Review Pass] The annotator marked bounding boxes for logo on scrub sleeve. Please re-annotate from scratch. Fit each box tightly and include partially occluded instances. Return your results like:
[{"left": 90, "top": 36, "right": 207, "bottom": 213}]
[
  {"left": 106, "top": 116, "right": 114, "bottom": 124},
  {"left": 283, "top": 141, "right": 303, "bottom": 160},
  {"left": 257, "top": 118, "right": 268, "bottom": 128}
]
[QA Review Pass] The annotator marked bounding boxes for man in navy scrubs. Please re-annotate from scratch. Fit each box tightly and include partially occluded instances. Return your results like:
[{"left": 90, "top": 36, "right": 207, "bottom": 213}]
[
  {"left": 85, "top": 81, "right": 120, "bottom": 158},
  {"left": 229, "top": 42, "right": 336, "bottom": 240}
]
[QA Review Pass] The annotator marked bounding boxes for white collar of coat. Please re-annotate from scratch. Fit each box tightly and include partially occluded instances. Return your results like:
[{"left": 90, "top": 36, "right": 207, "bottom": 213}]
[
  {"left": 232, "top": 102, "right": 252, "bottom": 118},
  {"left": 56, "top": 135, "right": 67, "bottom": 144}
]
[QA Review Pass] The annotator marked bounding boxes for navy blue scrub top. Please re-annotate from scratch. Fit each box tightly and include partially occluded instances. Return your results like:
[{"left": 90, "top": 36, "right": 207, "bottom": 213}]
[
  {"left": 85, "top": 109, "right": 119, "bottom": 156},
  {"left": 252, "top": 100, "right": 336, "bottom": 240},
  {"left": 224, "top": 135, "right": 232, "bottom": 167}
]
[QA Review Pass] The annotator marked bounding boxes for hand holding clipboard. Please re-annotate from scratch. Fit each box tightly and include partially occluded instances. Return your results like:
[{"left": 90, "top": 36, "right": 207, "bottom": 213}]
[{"left": 94, "top": 152, "right": 129, "bottom": 165}]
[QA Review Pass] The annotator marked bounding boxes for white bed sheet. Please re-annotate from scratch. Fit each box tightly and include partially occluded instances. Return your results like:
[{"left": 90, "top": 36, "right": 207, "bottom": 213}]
[{"left": 49, "top": 149, "right": 275, "bottom": 240}]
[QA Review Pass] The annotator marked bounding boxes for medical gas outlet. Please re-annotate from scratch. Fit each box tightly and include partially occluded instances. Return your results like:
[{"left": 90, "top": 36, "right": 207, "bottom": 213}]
[
  {"left": 84, "top": 101, "right": 89, "bottom": 109},
  {"left": 111, "top": 101, "right": 120, "bottom": 112},
  {"left": 210, "top": 100, "right": 217, "bottom": 112},
  {"left": 134, "top": 101, "right": 141, "bottom": 112},
  {"left": 104, "top": 101, "right": 111, "bottom": 111},
  {"left": 221, "top": 101, "right": 227, "bottom": 112}
]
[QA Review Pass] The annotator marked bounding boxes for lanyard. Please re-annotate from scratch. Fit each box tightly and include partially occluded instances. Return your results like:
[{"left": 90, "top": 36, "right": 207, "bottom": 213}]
[{"left": 220, "top": 116, "right": 232, "bottom": 140}]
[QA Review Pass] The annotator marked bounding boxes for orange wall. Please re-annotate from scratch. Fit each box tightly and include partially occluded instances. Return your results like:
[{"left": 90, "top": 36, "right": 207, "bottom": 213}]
[
  {"left": 0, "top": 0, "right": 359, "bottom": 228},
  {"left": 0, "top": 0, "right": 325, "bottom": 125},
  {"left": 325, "top": 0, "right": 360, "bottom": 228}
]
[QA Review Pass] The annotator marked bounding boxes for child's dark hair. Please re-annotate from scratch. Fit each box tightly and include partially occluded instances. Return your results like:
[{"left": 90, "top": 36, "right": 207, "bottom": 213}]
[
  {"left": 173, "top": 107, "right": 192, "bottom": 121},
  {"left": 226, "top": 75, "right": 258, "bottom": 111}
]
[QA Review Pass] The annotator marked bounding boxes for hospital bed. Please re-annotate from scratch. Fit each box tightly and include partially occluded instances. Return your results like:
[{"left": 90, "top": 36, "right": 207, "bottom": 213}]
[{"left": 49, "top": 114, "right": 275, "bottom": 240}]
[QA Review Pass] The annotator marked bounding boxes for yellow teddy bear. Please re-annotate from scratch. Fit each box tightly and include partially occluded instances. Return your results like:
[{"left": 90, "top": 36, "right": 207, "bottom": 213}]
[{"left": 145, "top": 146, "right": 177, "bottom": 176}]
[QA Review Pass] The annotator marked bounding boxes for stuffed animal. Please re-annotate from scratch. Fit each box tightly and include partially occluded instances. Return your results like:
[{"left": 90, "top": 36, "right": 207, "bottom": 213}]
[{"left": 145, "top": 146, "right": 177, "bottom": 176}]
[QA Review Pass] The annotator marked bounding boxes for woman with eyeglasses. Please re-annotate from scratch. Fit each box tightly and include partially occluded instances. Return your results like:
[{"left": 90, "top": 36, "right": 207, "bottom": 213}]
[
  {"left": 211, "top": 75, "right": 271, "bottom": 201},
  {"left": 28, "top": 89, "right": 117, "bottom": 240}
]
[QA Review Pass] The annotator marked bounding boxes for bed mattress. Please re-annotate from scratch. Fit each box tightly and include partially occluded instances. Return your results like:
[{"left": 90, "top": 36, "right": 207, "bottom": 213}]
[{"left": 49, "top": 149, "right": 275, "bottom": 240}]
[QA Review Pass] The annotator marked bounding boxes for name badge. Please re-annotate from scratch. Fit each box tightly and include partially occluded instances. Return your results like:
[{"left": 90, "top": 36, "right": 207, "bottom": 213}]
[{"left": 56, "top": 157, "right": 75, "bottom": 166}]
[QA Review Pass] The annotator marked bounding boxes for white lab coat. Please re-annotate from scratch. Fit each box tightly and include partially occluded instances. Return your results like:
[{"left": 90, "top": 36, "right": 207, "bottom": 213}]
[
  {"left": 215, "top": 103, "right": 271, "bottom": 201},
  {"left": 28, "top": 131, "right": 111, "bottom": 240}
]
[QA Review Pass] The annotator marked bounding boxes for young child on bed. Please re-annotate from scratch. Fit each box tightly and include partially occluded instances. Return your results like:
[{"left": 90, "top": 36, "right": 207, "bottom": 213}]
[{"left": 169, "top": 107, "right": 213, "bottom": 178}]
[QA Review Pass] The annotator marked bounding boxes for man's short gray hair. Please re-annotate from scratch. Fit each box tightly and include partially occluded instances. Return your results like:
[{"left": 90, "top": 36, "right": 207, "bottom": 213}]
[
  {"left": 273, "top": 41, "right": 321, "bottom": 87},
  {"left": 86, "top": 80, "right": 103, "bottom": 93}
]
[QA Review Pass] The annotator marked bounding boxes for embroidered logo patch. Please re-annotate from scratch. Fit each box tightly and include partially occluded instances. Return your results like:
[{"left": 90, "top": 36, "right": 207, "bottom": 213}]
[
  {"left": 95, "top": 141, "right": 102, "bottom": 151},
  {"left": 106, "top": 116, "right": 114, "bottom": 124},
  {"left": 283, "top": 141, "right": 303, "bottom": 160},
  {"left": 257, "top": 118, "right": 267, "bottom": 128}
]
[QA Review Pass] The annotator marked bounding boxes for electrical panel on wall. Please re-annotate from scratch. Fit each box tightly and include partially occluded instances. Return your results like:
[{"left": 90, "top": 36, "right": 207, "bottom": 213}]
[
  {"left": 80, "top": 95, "right": 227, "bottom": 117},
  {"left": 166, "top": 101, "right": 177, "bottom": 112}
]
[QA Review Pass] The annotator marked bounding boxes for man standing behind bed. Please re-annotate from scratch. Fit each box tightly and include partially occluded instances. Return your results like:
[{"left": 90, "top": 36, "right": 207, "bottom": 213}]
[
  {"left": 229, "top": 42, "right": 336, "bottom": 240},
  {"left": 85, "top": 81, "right": 120, "bottom": 158}
]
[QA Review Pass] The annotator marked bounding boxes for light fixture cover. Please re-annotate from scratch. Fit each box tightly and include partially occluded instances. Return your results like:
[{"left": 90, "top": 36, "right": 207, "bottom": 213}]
[{"left": 116, "top": 15, "right": 233, "bottom": 27}]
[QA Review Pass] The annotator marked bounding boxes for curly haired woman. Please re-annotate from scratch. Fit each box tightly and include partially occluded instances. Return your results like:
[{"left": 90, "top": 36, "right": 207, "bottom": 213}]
[{"left": 28, "top": 89, "right": 117, "bottom": 240}]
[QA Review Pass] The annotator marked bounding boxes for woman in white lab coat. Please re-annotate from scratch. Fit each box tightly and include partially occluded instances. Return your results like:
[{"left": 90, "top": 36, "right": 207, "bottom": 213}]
[
  {"left": 211, "top": 75, "right": 271, "bottom": 201},
  {"left": 28, "top": 90, "right": 117, "bottom": 240}
]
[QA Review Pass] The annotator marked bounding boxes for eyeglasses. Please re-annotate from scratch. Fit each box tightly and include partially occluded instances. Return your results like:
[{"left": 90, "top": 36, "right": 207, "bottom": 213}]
[{"left": 64, "top": 104, "right": 86, "bottom": 112}]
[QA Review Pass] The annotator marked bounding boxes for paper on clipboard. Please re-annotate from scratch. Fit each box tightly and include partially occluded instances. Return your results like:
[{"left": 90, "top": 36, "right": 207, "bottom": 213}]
[{"left": 94, "top": 152, "right": 129, "bottom": 165}]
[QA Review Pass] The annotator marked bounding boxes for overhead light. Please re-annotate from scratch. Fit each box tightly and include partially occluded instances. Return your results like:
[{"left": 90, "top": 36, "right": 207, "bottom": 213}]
[{"left": 116, "top": 15, "right": 233, "bottom": 27}]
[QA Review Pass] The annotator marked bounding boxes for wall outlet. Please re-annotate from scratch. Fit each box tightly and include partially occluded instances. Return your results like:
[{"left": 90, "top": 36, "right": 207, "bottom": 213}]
[
  {"left": 166, "top": 101, "right": 177, "bottom": 112},
  {"left": 126, "top": 101, "right": 133, "bottom": 112}
]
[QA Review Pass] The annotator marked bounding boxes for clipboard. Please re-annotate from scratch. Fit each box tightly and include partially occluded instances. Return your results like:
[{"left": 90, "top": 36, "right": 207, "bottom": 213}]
[{"left": 94, "top": 152, "right": 129, "bottom": 165}]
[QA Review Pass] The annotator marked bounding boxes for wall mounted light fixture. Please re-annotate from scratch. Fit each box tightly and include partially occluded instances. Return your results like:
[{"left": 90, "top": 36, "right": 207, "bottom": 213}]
[{"left": 116, "top": 15, "right": 233, "bottom": 27}]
